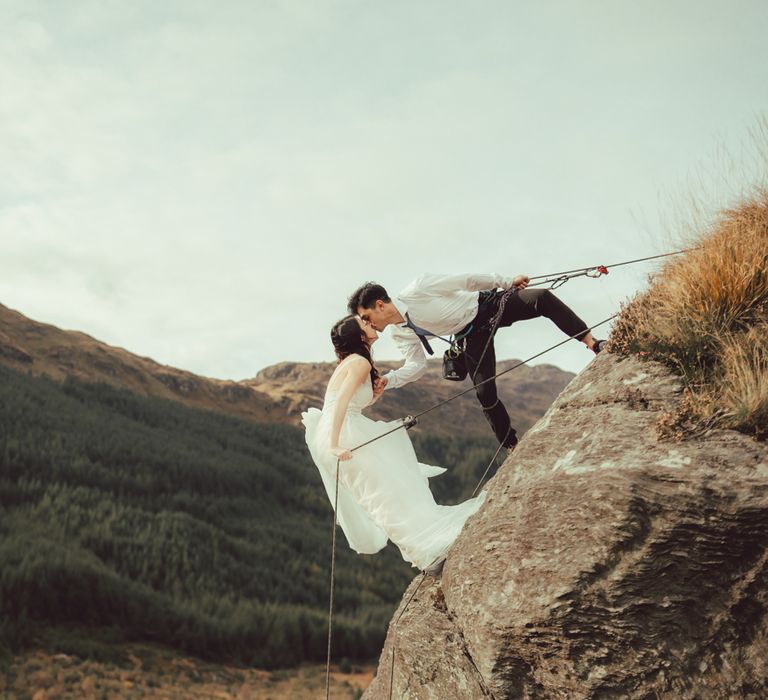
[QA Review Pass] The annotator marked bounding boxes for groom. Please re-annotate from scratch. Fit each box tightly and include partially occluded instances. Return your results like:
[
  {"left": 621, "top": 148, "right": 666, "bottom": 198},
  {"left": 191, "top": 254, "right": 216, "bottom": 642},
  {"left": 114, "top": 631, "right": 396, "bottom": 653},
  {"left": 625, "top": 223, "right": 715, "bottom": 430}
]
[{"left": 348, "top": 273, "right": 604, "bottom": 451}]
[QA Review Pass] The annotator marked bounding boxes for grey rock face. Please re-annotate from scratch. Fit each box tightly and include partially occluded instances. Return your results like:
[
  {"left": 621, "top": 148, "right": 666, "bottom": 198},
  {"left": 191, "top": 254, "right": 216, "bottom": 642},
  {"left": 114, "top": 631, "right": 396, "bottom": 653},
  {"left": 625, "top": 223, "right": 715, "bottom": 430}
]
[
  {"left": 363, "top": 354, "right": 768, "bottom": 699},
  {"left": 363, "top": 575, "right": 494, "bottom": 699}
]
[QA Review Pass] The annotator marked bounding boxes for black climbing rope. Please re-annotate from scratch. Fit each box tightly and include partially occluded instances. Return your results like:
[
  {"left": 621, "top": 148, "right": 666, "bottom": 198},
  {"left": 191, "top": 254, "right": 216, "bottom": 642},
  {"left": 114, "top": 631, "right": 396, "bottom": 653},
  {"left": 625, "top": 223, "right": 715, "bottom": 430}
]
[
  {"left": 387, "top": 573, "right": 429, "bottom": 700},
  {"left": 325, "top": 457, "right": 341, "bottom": 700}
]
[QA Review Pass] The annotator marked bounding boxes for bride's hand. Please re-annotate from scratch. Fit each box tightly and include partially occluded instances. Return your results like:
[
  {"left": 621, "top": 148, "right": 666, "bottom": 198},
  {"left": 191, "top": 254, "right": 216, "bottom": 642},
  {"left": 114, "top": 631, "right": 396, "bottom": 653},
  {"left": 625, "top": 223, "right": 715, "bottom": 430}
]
[{"left": 330, "top": 446, "right": 353, "bottom": 461}]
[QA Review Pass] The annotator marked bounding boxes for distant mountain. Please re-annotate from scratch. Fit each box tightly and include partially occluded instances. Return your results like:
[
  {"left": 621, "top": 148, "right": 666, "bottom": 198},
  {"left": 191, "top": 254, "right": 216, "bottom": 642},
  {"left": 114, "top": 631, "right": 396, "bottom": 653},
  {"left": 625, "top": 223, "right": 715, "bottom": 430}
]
[
  {"left": 249, "top": 359, "right": 574, "bottom": 439},
  {"left": 0, "top": 302, "right": 574, "bottom": 440},
  {"left": 0, "top": 302, "right": 287, "bottom": 424}
]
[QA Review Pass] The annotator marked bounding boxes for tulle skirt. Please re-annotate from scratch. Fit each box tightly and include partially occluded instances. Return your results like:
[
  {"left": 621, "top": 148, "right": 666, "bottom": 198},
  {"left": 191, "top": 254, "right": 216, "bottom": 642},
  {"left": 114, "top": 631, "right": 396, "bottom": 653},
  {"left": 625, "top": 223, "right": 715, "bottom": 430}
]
[{"left": 302, "top": 407, "right": 486, "bottom": 570}]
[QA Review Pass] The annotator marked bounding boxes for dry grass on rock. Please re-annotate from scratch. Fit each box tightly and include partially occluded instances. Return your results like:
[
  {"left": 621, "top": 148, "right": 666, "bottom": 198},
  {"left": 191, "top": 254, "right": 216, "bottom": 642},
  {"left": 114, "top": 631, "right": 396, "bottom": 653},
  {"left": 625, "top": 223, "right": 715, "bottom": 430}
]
[{"left": 609, "top": 189, "right": 768, "bottom": 439}]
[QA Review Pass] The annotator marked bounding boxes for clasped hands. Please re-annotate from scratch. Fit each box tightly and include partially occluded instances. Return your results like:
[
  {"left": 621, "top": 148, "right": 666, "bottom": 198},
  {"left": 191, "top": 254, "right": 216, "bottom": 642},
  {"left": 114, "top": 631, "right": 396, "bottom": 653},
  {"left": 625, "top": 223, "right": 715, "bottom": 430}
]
[{"left": 372, "top": 376, "right": 388, "bottom": 398}]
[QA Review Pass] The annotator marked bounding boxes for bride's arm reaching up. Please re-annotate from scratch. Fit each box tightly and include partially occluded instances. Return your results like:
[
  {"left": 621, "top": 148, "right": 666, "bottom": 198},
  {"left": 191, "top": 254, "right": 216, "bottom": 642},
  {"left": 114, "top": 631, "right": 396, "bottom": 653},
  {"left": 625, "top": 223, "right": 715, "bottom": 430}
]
[{"left": 329, "top": 357, "right": 371, "bottom": 461}]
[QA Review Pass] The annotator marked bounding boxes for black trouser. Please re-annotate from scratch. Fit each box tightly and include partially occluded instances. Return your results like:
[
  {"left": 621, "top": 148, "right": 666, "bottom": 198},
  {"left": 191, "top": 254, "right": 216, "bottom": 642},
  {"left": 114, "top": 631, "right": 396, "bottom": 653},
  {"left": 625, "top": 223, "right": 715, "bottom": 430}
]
[{"left": 462, "top": 288, "right": 590, "bottom": 448}]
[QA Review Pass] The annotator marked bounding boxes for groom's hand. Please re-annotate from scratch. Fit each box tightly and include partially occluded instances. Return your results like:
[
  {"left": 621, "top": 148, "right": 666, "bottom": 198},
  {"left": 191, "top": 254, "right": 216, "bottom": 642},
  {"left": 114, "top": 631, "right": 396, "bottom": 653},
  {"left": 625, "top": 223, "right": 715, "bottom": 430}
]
[
  {"left": 512, "top": 274, "right": 530, "bottom": 290},
  {"left": 373, "top": 377, "right": 388, "bottom": 398}
]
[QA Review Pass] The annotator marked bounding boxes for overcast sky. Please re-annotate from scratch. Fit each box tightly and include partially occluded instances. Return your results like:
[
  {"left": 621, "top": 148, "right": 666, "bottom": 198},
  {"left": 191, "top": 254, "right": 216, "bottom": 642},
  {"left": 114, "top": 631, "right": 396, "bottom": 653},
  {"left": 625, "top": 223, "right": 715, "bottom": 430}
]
[{"left": 1, "top": 1, "right": 767, "bottom": 380}]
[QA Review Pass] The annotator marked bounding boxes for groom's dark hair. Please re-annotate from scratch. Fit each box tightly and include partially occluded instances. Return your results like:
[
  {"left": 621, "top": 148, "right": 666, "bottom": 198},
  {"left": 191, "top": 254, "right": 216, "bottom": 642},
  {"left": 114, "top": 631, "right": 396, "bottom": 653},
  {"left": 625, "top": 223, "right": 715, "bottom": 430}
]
[{"left": 347, "top": 283, "right": 391, "bottom": 314}]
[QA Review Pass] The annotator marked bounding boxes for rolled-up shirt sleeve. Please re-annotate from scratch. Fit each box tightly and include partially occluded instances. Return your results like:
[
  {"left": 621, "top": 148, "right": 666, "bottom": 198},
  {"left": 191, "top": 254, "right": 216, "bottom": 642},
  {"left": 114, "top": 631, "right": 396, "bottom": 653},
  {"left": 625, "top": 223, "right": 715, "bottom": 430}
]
[
  {"left": 411, "top": 272, "right": 515, "bottom": 296},
  {"left": 383, "top": 327, "right": 428, "bottom": 389}
]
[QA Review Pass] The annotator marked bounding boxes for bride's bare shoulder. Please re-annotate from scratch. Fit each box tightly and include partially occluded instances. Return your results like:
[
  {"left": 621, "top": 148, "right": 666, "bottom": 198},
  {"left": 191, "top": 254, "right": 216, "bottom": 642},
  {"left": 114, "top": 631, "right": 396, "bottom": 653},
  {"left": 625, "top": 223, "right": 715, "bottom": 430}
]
[
  {"left": 328, "top": 354, "right": 371, "bottom": 390},
  {"left": 346, "top": 354, "right": 372, "bottom": 369},
  {"left": 342, "top": 354, "right": 372, "bottom": 381}
]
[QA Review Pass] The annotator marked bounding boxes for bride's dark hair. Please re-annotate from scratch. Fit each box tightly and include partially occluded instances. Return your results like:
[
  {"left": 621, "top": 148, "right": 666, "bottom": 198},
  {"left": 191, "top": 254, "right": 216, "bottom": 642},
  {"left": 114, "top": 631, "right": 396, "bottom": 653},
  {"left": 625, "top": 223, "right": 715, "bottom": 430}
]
[{"left": 330, "top": 315, "right": 379, "bottom": 389}]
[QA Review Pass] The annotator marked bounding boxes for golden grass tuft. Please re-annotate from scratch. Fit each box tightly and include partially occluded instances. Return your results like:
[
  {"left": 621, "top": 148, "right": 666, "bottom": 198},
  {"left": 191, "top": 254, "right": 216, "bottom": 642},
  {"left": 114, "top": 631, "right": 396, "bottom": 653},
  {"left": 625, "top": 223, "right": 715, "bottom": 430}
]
[
  {"left": 609, "top": 188, "right": 768, "bottom": 439},
  {"left": 717, "top": 326, "right": 768, "bottom": 439}
]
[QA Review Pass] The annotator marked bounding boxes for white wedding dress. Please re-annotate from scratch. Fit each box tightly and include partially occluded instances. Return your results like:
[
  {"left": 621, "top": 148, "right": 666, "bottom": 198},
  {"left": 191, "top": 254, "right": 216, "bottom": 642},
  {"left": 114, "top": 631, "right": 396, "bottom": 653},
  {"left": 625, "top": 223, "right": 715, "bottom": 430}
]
[{"left": 302, "top": 368, "right": 486, "bottom": 571}]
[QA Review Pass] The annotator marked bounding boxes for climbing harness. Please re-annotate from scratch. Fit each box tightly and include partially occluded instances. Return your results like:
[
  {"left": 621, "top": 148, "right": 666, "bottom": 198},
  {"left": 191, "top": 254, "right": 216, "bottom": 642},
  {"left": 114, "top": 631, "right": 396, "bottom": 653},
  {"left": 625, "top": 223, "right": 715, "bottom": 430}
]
[{"left": 322, "top": 246, "right": 694, "bottom": 699}]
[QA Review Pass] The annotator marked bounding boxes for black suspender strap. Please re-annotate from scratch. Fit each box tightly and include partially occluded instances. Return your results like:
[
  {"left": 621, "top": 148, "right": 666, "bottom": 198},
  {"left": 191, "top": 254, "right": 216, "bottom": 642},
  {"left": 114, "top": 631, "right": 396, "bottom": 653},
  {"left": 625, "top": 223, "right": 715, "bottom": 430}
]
[
  {"left": 404, "top": 313, "right": 474, "bottom": 357},
  {"left": 404, "top": 313, "right": 435, "bottom": 355}
]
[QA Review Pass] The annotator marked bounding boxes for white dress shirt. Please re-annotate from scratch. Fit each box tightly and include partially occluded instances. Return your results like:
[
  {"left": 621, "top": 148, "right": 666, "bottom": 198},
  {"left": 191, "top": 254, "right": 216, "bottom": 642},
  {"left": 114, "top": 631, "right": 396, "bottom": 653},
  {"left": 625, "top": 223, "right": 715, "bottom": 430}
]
[{"left": 384, "top": 272, "right": 516, "bottom": 390}]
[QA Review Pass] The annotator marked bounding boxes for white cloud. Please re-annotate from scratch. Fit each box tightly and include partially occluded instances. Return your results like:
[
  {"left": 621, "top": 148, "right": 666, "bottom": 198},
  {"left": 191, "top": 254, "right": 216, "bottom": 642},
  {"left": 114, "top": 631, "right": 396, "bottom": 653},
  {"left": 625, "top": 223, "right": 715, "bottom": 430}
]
[{"left": 1, "top": 0, "right": 766, "bottom": 379}]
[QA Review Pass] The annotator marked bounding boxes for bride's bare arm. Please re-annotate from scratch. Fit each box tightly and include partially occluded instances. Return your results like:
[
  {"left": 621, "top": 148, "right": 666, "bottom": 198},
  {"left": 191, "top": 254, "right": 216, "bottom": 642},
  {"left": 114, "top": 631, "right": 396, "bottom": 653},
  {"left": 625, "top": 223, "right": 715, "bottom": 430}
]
[{"left": 329, "top": 358, "right": 371, "bottom": 461}]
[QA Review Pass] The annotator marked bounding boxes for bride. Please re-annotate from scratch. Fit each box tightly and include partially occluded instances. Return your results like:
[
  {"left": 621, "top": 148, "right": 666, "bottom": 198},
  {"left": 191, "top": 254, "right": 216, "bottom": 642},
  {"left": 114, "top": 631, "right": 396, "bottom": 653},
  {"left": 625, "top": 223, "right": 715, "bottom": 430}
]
[{"left": 302, "top": 314, "right": 486, "bottom": 574}]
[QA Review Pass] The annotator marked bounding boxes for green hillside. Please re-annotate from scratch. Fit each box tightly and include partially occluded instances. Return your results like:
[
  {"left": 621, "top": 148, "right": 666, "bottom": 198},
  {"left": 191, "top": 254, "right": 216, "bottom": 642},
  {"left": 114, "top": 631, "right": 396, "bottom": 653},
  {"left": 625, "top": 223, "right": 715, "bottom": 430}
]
[{"left": 0, "top": 365, "right": 497, "bottom": 668}]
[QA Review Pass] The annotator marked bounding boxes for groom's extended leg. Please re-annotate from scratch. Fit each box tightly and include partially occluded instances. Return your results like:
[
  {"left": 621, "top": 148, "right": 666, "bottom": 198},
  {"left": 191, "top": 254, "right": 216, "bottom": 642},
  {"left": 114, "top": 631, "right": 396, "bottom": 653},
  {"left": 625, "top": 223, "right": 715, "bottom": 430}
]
[
  {"left": 498, "top": 288, "right": 593, "bottom": 343},
  {"left": 464, "top": 331, "right": 518, "bottom": 448}
]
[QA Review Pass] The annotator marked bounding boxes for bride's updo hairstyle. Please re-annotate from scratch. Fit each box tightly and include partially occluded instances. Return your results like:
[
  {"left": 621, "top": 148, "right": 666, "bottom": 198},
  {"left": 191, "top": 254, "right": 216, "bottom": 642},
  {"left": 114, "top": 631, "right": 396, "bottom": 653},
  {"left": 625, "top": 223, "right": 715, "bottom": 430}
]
[{"left": 330, "top": 315, "right": 380, "bottom": 389}]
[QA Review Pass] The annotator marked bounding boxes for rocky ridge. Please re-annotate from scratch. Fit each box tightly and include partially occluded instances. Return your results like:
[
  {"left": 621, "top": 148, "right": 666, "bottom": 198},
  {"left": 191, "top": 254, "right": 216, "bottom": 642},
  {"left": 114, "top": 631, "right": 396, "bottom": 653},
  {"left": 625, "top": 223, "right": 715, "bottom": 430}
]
[{"left": 0, "top": 302, "right": 574, "bottom": 439}]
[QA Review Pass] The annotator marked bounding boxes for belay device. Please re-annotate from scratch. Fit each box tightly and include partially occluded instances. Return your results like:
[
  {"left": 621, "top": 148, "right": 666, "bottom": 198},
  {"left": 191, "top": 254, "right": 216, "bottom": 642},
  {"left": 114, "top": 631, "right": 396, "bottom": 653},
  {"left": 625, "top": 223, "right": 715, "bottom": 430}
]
[{"left": 442, "top": 340, "right": 468, "bottom": 381}]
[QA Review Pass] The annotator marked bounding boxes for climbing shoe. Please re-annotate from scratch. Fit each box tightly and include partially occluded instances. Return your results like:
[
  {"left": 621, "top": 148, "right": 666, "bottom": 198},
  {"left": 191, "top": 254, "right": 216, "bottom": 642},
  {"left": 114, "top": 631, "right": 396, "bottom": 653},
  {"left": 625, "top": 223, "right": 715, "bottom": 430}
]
[{"left": 592, "top": 339, "right": 607, "bottom": 355}]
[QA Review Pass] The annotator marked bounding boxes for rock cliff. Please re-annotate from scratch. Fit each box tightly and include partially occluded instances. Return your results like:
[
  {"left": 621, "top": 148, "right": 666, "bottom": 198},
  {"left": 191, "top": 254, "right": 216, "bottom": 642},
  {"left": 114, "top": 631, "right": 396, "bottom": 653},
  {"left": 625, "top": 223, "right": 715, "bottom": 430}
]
[{"left": 363, "top": 353, "right": 768, "bottom": 699}]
